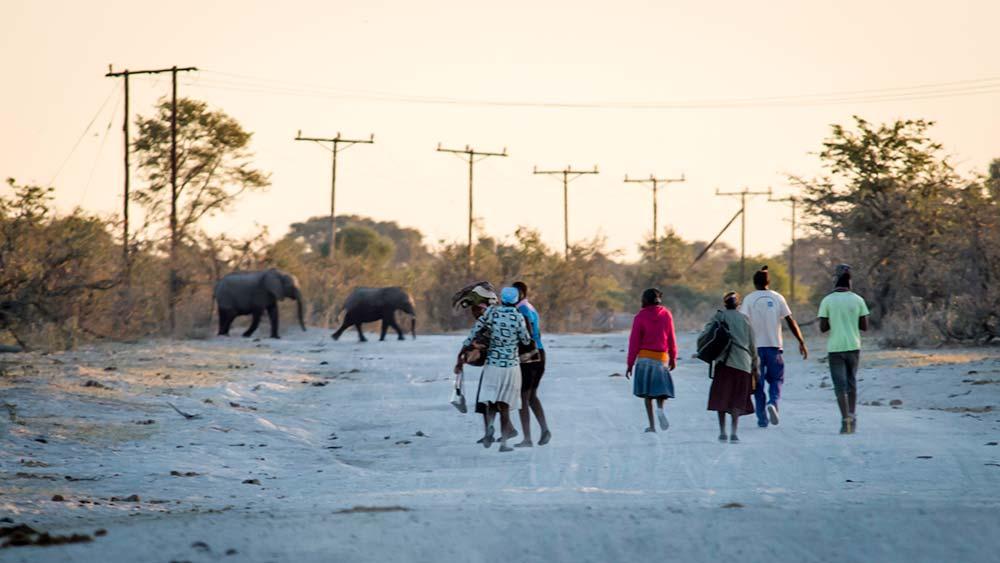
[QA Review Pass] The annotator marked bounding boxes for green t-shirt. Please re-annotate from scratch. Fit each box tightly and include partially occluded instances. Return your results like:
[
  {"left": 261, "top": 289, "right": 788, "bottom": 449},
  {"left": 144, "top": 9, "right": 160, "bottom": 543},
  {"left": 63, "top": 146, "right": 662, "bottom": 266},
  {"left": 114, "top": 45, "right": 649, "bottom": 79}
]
[{"left": 817, "top": 291, "right": 870, "bottom": 353}]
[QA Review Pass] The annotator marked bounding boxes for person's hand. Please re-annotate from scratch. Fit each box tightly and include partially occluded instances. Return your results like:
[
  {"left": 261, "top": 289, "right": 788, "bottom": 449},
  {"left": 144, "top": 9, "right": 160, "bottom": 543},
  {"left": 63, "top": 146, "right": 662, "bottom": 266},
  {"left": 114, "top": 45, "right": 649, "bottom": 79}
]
[
  {"left": 799, "top": 341, "right": 809, "bottom": 360},
  {"left": 454, "top": 362, "right": 463, "bottom": 375},
  {"left": 625, "top": 367, "right": 632, "bottom": 380},
  {"left": 668, "top": 358, "right": 677, "bottom": 371}
]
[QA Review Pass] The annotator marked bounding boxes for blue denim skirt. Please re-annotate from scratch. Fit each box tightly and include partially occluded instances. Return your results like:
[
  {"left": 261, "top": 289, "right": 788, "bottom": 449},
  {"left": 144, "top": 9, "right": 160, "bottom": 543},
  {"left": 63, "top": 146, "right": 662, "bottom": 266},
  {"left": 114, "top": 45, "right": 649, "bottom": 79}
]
[{"left": 632, "top": 357, "right": 675, "bottom": 399}]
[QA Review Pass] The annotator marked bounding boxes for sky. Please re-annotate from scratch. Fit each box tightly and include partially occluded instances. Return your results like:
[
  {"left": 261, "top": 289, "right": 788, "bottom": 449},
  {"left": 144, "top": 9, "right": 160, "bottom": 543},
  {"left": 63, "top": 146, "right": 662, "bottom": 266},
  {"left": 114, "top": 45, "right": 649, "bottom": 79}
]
[{"left": 2, "top": 1, "right": 999, "bottom": 261}]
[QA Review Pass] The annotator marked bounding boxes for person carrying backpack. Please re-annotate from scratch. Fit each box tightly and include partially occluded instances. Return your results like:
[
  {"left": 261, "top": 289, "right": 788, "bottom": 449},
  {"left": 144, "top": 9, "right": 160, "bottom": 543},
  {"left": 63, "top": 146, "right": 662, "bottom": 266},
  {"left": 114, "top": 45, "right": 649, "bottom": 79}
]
[{"left": 701, "top": 292, "right": 758, "bottom": 443}]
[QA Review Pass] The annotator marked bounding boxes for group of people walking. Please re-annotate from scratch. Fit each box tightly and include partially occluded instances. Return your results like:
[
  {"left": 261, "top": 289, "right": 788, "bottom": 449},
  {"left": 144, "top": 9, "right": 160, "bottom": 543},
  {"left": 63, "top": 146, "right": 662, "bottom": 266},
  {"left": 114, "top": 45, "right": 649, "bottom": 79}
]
[
  {"left": 453, "top": 281, "right": 550, "bottom": 452},
  {"left": 626, "top": 264, "right": 869, "bottom": 440},
  {"left": 451, "top": 263, "right": 870, "bottom": 452}
]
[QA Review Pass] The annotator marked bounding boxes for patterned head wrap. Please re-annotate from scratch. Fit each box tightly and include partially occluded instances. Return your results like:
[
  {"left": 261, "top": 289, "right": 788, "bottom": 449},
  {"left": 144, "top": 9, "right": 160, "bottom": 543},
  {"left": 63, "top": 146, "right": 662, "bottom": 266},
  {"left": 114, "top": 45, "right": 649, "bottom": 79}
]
[{"left": 451, "top": 281, "right": 498, "bottom": 312}]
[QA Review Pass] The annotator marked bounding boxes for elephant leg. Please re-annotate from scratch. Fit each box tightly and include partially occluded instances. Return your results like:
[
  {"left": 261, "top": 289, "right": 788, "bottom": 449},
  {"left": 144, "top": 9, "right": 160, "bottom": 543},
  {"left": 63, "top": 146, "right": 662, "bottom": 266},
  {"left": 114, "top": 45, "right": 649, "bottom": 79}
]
[
  {"left": 355, "top": 323, "right": 367, "bottom": 342},
  {"left": 390, "top": 318, "right": 405, "bottom": 340},
  {"left": 379, "top": 320, "right": 389, "bottom": 342},
  {"left": 266, "top": 303, "right": 280, "bottom": 339},
  {"left": 332, "top": 320, "right": 348, "bottom": 340},
  {"left": 243, "top": 310, "right": 262, "bottom": 337},
  {"left": 218, "top": 307, "right": 233, "bottom": 336}
]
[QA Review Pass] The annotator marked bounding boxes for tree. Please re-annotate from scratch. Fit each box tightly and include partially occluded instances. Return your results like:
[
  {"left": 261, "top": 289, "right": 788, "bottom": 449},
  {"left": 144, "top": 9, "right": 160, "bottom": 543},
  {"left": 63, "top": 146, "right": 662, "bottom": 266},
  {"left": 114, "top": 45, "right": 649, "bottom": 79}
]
[
  {"left": 132, "top": 98, "right": 270, "bottom": 245},
  {"left": 1, "top": 179, "right": 118, "bottom": 349},
  {"left": 794, "top": 116, "right": 958, "bottom": 326}
]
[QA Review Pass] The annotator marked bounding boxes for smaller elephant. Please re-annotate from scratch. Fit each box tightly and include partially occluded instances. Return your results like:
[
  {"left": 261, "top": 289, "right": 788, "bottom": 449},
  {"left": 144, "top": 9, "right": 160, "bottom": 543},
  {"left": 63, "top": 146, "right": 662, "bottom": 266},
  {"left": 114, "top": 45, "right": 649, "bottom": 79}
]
[
  {"left": 214, "top": 268, "right": 306, "bottom": 338},
  {"left": 332, "top": 286, "right": 416, "bottom": 342}
]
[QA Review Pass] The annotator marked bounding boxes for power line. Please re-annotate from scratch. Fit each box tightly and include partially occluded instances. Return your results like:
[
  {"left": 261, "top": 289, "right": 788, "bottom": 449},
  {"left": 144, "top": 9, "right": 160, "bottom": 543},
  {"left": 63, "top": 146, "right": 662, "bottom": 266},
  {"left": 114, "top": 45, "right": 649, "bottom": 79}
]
[
  {"left": 48, "top": 85, "right": 118, "bottom": 186},
  {"left": 624, "top": 172, "right": 685, "bottom": 257},
  {"left": 108, "top": 64, "right": 198, "bottom": 332},
  {"left": 79, "top": 91, "right": 121, "bottom": 206},
  {"left": 294, "top": 131, "right": 375, "bottom": 260},
  {"left": 533, "top": 165, "right": 600, "bottom": 258},
  {"left": 715, "top": 187, "right": 773, "bottom": 284},
  {"left": 436, "top": 144, "right": 508, "bottom": 275},
  {"left": 162, "top": 70, "right": 1000, "bottom": 110}
]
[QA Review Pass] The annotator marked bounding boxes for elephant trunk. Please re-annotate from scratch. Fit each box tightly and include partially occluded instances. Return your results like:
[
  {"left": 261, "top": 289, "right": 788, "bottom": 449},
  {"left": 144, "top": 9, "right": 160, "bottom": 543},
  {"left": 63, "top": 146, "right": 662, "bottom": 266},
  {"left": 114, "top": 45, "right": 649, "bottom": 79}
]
[{"left": 294, "top": 288, "right": 306, "bottom": 331}]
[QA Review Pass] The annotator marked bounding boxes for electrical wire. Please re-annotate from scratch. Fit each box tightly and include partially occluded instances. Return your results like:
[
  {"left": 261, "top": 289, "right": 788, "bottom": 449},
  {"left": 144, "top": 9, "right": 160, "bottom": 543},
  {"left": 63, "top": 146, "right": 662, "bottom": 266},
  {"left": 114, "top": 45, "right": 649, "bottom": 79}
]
[
  {"left": 48, "top": 85, "right": 118, "bottom": 186},
  {"left": 79, "top": 90, "right": 122, "bottom": 205},
  {"left": 160, "top": 70, "right": 1000, "bottom": 110}
]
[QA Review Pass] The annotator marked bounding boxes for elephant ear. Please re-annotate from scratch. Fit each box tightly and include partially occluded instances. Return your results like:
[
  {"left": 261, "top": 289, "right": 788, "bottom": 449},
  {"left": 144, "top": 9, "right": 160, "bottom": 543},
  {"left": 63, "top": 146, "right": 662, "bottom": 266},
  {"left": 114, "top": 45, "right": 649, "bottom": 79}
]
[{"left": 261, "top": 269, "right": 283, "bottom": 298}]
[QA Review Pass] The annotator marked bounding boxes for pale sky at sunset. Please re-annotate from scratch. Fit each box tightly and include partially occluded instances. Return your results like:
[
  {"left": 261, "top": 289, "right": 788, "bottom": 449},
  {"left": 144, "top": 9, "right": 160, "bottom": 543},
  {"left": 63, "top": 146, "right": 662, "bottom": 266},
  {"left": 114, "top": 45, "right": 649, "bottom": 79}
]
[{"left": 2, "top": 1, "right": 999, "bottom": 260}]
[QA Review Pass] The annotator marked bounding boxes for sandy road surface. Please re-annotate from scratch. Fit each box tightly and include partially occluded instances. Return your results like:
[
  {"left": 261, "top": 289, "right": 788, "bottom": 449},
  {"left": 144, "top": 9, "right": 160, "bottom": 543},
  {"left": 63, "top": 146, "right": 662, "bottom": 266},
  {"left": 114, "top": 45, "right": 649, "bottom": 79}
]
[{"left": 2, "top": 329, "right": 999, "bottom": 562}]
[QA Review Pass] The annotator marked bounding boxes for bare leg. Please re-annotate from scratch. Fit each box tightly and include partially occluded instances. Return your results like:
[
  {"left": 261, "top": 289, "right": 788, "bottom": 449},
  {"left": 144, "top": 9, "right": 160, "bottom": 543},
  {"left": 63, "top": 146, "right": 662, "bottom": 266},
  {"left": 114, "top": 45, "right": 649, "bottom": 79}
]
[
  {"left": 644, "top": 398, "right": 655, "bottom": 432},
  {"left": 480, "top": 407, "right": 496, "bottom": 448},
  {"left": 717, "top": 411, "right": 727, "bottom": 440},
  {"left": 730, "top": 414, "right": 740, "bottom": 441},
  {"left": 498, "top": 404, "right": 514, "bottom": 452},
  {"left": 516, "top": 390, "right": 533, "bottom": 447},
  {"left": 531, "top": 391, "right": 551, "bottom": 445}
]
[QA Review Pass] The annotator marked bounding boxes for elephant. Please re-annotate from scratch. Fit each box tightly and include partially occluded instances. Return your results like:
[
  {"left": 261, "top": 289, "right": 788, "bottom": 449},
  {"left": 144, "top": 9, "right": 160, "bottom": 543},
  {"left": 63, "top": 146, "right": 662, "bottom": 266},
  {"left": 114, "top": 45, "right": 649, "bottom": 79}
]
[
  {"left": 214, "top": 268, "right": 306, "bottom": 338},
  {"left": 332, "top": 286, "right": 416, "bottom": 342}
]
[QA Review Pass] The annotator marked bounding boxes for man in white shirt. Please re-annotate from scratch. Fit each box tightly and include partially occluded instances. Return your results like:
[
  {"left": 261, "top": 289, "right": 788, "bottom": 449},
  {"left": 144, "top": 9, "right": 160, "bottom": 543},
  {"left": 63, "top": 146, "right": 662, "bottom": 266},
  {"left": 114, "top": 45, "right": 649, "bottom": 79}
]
[{"left": 740, "top": 266, "right": 808, "bottom": 428}]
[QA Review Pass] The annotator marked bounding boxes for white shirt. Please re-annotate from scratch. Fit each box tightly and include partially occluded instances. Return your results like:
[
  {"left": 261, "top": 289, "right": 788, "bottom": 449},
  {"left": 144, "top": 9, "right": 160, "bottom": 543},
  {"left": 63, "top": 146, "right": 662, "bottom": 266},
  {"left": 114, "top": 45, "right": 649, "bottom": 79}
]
[{"left": 739, "top": 289, "right": 793, "bottom": 349}]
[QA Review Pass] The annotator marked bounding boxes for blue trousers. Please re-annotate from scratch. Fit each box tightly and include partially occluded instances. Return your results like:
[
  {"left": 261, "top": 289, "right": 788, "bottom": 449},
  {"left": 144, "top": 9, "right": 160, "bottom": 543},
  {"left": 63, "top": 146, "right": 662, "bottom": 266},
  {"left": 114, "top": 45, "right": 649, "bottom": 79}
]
[{"left": 754, "top": 347, "right": 784, "bottom": 427}]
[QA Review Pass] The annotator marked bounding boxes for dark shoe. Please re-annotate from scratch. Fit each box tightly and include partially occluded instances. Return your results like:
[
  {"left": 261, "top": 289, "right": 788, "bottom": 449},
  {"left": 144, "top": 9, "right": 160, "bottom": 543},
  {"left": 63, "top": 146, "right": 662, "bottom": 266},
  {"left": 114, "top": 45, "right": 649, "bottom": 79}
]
[
  {"left": 502, "top": 428, "right": 519, "bottom": 441},
  {"left": 644, "top": 427, "right": 656, "bottom": 433},
  {"left": 481, "top": 426, "right": 495, "bottom": 448},
  {"left": 538, "top": 430, "right": 552, "bottom": 446},
  {"left": 718, "top": 433, "right": 728, "bottom": 442},
  {"left": 729, "top": 435, "right": 740, "bottom": 443},
  {"left": 840, "top": 418, "right": 852, "bottom": 434},
  {"left": 514, "top": 440, "right": 533, "bottom": 448},
  {"left": 499, "top": 444, "right": 513, "bottom": 453}
]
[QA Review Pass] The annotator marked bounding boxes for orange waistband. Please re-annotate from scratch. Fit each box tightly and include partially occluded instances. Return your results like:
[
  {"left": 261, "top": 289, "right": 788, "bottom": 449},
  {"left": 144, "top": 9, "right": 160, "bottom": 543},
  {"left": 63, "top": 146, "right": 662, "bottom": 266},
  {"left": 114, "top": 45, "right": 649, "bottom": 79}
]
[{"left": 638, "top": 349, "right": 668, "bottom": 362}]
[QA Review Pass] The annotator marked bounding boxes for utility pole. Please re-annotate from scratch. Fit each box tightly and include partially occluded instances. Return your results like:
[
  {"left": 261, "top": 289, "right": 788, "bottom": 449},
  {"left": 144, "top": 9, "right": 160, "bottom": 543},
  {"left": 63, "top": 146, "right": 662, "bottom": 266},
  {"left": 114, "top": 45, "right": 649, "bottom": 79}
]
[
  {"left": 769, "top": 194, "right": 799, "bottom": 302},
  {"left": 295, "top": 131, "right": 375, "bottom": 259},
  {"left": 436, "top": 143, "right": 508, "bottom": 275},
  {"left": 105, "top": 64, "right": 195, "bottom": 286},
  {"left": 533, "top": 165, "right": 599, "bottom": 258},
  {"left": 715, "top": 187, "right": 772, "bottom": 284},
  {"left": 624, "top": 172, "right": 685, "bottom": 256},
  {"left": 106, "top": 64, "right": 196, "bottom": 333}
]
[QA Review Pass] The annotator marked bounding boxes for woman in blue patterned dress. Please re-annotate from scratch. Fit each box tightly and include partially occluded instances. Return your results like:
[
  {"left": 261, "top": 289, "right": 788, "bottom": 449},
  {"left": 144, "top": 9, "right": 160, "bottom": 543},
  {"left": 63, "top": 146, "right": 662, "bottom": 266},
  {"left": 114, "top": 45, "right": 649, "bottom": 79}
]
[{"left": 463, "top": 286, "right": 533, "bottom": 452}]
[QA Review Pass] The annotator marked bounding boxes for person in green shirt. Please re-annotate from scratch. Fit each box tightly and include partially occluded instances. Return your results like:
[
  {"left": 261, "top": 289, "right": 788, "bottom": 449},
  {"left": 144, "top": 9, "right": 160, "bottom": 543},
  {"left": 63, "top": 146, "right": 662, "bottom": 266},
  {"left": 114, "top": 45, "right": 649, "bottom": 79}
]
[{"left": 817, "top": 264, "right": 870, "bottom": 434}]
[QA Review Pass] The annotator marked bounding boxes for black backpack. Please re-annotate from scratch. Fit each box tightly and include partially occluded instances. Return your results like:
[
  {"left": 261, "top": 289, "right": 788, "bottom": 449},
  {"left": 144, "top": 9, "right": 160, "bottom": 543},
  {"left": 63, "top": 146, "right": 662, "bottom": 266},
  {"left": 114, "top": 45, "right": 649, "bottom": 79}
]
[
  {"left": 696, "top": 312, "right": 750, "bottom": 376},
  {"left": 696, "top": 313, "right": 732, "bottom": 364}
]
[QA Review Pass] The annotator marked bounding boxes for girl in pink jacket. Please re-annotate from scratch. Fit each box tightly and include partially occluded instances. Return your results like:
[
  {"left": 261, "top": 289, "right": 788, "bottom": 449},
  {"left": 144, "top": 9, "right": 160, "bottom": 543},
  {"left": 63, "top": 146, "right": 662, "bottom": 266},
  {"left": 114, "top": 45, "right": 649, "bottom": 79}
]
[{"left": 626, "top": 288, "right": 678, "bottom": 432}]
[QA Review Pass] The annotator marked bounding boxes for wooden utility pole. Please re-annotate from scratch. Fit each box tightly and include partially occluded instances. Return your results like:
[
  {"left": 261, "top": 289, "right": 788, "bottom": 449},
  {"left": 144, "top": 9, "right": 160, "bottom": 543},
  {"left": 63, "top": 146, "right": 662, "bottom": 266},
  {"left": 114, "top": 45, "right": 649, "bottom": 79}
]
[
  {"left": 715, "top": 187, "right": 772, "bottom": 284},
  {"left": 436, "top": 144, "right": 508, "bottom": 274},
  {"left": 624, "top": 172, "right": 685, "bottom": 256},
  {"left": 295, "top": 131, "right": 375, "bottom": 259},
  {"left": 106, "top": 64, "right": 196, "bottom": 333},
  {"left": 533, "top": 165, "right": 599, "bottom": 258},
  {"left": 769, "top": 194, "right": 799, "bottom": 302},
  {"left": 105, "top": 64, "right": 196, "bottom": 287}
]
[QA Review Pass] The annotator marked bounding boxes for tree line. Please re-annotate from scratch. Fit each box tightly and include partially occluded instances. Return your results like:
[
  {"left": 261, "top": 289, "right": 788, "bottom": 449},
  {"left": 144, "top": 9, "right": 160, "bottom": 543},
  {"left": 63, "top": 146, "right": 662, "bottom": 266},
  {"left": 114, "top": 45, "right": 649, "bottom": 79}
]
[{"left": 2, "top": 98, "right": 998, "bottom": 350}]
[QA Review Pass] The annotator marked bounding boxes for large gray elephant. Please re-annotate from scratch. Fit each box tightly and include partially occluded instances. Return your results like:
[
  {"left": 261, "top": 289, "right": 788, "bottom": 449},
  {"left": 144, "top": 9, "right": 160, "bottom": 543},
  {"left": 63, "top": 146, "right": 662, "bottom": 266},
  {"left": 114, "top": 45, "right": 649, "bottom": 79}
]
[
  {"left": 214, "top": 268, "right": 306, "bottom": 338},
  {"left": 332, "top": 286, "right": 416, "bottom": 342}
]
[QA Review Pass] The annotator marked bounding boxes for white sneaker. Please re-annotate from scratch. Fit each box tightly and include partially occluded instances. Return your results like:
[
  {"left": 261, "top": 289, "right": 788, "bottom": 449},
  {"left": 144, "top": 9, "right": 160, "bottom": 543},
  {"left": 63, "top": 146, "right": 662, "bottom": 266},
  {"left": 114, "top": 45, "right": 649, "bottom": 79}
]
[
  {"left": 767, "top": 404, "right": 780, "bottom": 426},
  {"left": 657, "top": 410, "right": 669, "bottom": 431}
]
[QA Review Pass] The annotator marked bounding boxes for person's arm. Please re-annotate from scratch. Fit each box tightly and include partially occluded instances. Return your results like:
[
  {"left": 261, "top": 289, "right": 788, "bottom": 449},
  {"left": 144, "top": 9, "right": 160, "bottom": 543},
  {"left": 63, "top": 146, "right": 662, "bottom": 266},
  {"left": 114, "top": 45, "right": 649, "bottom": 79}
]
[
  {"left": 817, "top": 297, "right": 830, "bottom": 333},
  {"left": 626, "top": 315, "right": 642, "bottom": 378},
  {"left": 517, "top": 314, "right": 532, "bottom": 345},
  {"left": 463, "top": 308, "right": 489, "bottom": 347},
  {"left": 664, "top": 309, "right": 678, "bottom": 371},
  {"left": 858, "top": 296, "right": 871, "bottom": 332},
  {"left": 785, "top": 316, "right": 808, "bottom": 359},
  {"left": 859, "top": 315, "right": 869, "bottom": 331},
  {"left": 748, "top": 321, "right": 759, "bottom": 375}
]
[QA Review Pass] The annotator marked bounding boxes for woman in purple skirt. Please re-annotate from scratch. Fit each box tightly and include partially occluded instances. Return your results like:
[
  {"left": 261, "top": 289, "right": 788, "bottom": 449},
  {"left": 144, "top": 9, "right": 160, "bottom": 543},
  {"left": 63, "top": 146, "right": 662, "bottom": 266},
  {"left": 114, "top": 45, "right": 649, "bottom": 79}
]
[{"left": 703, "top": 292, "right": 758, "bottom": 443}]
